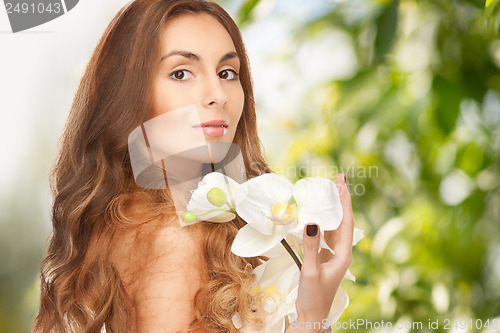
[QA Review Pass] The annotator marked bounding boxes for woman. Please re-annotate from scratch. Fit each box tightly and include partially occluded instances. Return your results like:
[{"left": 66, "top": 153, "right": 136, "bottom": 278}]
[{"left": 33, "top": 0, "right": 354, "bottom": 332}]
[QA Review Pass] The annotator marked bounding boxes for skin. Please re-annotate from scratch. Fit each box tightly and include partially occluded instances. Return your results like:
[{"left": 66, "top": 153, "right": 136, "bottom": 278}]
[
  {"left": 114, "top": 13, "right": 244, "bottom": 333},
  {"left": 146, "top": 13, "right": 244, "bottom": 181},
  {"left": 152, "top": 13, "right": 244, "bottom": 145},
  {"left": 114, "top": 12, "right": 354, "bottom": 333},
  {"left": 286, "top": 173, "right": 354, "bottom": 333}
]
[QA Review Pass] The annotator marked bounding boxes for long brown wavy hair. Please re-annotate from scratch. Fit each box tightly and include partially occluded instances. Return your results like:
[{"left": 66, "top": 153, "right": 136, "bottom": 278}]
[{"left": 33, "top": 0, "right": 271, "bottom": 332}]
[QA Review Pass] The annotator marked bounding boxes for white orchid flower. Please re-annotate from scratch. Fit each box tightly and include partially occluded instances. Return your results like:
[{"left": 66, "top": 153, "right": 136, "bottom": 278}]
[
  {"left": 252, "top": 252, "right": 300, "bottom": 330},
  {"left": 184, "top": 172, "right": 240, "bottom": 223},
  {"left": 293, "top": 177, "right": 343, "bottom": 231},
  {"left": 232, "top": 250, "right": 299, "bottom": 332},
  {"left": 184, "top": 172, "right": 364, "bottom": 333},
  {"left": 233, "top": 246, "right": 351, "bottom": 333},
  {"left": 231, "top": 173, "right": 343, "bottom": 257},
  {"left": 344, "top": 228, "right": 365, "bottom": 281}
]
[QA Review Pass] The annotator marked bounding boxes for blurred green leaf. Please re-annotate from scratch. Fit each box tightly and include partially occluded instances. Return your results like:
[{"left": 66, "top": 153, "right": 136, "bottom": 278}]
[
  {"left": 486, "top": 0, "right": 500, "bottom": 21},
  {"left": 459, "top": 144, "right": 484, "bottom": 175},
  {"left": 374, "top": 0, "right": 399, "bottom": 64},
  {"left": 432, "top": 76, "right": 464, "bottom": 135},
  {"left": 236, "top": 0, "right": 261, "bottom": 27},
  {"left": 259, "top": 0, "right": 500, "bottom": 328}
]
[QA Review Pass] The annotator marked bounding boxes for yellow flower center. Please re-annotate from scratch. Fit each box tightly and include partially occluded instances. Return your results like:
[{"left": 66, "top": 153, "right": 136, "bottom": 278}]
[
  {"left": 250, "top": 286, "right": 261, "bottom": 295},
  {"left": 262, "top": 286, "right": 279, "bottom": 297},
  {"left": 269, "top": 202, "right": 296, "bottom": 225},
  {"left": 251, "top": 286, "right": 282, "bottom": 314},
  {"left": 262, "top": 286, "right": 281, "bottom": 313}
]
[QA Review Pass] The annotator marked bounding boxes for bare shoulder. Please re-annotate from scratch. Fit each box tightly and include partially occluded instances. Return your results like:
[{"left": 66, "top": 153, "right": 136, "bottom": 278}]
[{"left": 110, "top": 215, "right": 208, "bottom": 332}]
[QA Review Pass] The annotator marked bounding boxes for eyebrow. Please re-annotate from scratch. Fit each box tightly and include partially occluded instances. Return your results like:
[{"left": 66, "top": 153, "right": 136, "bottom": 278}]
[{"left": 160, "top": 51, "right": 239, "bottom": 64}]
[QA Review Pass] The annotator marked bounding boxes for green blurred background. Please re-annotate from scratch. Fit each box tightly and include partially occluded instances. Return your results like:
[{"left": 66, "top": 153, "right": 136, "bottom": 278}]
[{"left": 1, "top": 0, "right": 499, "bottom": 332}]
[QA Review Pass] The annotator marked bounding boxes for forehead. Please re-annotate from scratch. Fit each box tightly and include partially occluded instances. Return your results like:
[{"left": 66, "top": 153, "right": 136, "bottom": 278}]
[{"left": 160, "top": 13, "right": 236, "bottom": 55}]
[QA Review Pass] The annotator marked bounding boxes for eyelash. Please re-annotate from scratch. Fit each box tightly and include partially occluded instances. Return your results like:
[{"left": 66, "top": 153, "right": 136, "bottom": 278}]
[{"left": 169, "top": 69, "right": 239, "bottom": 81}]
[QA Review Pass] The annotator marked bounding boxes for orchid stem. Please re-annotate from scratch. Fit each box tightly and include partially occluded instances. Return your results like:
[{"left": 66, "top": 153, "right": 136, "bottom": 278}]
[
  {"left": 195, "top": 207, "right": 235, "bottom": 217},
  {"left": 280, "top": 239, "right": 302, "bottom": 271}
]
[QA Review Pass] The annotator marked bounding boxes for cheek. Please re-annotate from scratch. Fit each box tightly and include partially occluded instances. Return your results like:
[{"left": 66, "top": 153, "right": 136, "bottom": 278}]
[
  {"left": 151, "top": 81, "right": 189, "bottom": 118},
  {"left": 228, "top": 90, "right": 244, "bottom": 142},
  {"left": 151, "top": 84, "right": 171, "bottom": 119},
  {"left": 231, "top": 86, "right": 245, "bottom": 123},
  {"left": 151, "top": 98, "right": 165, "bottom": 119}
]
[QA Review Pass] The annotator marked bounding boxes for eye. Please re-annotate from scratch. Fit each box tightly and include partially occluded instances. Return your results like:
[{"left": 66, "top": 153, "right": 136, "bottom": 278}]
[
  {"left": 170, "top": 69, "right": 193, "bottom": 81},
  {"left": 218, "top": 69, "right": 239, "bottom": 80}
]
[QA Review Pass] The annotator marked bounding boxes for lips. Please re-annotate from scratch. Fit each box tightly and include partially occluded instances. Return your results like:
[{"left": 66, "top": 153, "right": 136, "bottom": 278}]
[{"left": 193, "top": 120, "right": 229, "bottom": 137}]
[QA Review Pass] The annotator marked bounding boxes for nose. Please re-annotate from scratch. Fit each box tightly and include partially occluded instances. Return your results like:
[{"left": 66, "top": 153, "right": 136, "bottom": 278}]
[{"left": 203, "top": 75, "right": 228, "bottom": 108}]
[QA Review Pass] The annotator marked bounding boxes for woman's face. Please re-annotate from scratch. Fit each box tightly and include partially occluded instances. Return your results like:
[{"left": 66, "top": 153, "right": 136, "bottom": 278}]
[{"left": 152, "top": 13, "right": 244, "bottom": 145}]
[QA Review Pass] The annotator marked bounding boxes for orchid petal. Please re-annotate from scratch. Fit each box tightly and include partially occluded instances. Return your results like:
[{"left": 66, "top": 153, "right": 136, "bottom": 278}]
[
  {"left": 268, "top": 319, "right": 286, "bottom": 333},
  {"left": 320, "top": 234, "right": 335, "bottom": 255},
  {"left": 257, "top": 253, "right": 300, "bottom": 296},
  {"left": 327, "top": 286, "right": 349, "bottom": 324},
  {"left": 203, "top": 211, "right": 237, "bottom": 222},
  {"left": 260, "top": 243, "right": 290, "bottom": 258},
  {"left": 284, "top": 286, "right": 299, "bottom": 323},
  {"left": 199, "top": 172, "right": 240, "bottom": 205},
  {"left": 232, "top": 313, "right": 269, "bottom": 333},
  {"left": 235, "top": 173, "right": 294, "bottom": 235},
  {"left": 232, "top": 313, "right": 243, "bottom": 330},
  {"left": 353, "top": 228, "right": 364, "bottom": 246},
  {"left": 252, "top": 253, "right": 301, "bottom": 329},
  {"left": 186, "top": 183, "right": 236, "bottom": 222},
  {"left": 293, "top": 177, "right": 343, "bottom": 231},
  {"left": 253, "top": 252, "right": 294, "bottom": 284},
  {"left": 186, "top": 172, "right": 239, "bottom": 222},
  {"left": 344, "top": 269, "right": 356, "bottom": 281},
  {"left": 232, "top": 224, "right": 287, "bottom": 257}
]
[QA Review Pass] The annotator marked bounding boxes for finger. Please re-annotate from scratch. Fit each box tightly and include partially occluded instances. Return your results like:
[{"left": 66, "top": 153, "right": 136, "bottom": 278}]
[
  {"left": 326, "top": 173, "right": 354, "bottom": 257},
  {"left": 301, "top": 223, "right": 320, "bottom": 273},
  {"left": 324, "top": 173, "right": 349, "bottom": 245}
]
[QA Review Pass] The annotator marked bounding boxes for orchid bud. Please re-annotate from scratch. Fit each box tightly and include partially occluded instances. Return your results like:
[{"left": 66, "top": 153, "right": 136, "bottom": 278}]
[
  {"left": 207, "top": 187, "right": 227, "bottom": 207},
  {"left": 181, "top": 210, "right": 196, "bottom": 224}
]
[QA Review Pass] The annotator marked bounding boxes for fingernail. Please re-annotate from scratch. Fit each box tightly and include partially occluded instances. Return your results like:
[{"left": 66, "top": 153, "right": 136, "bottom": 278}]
[
  {"left": 306, "top": 224, "right": 318, "bottom": 237},
  {"left": 344, "top": 173, "right": 347, "bottom": 183}
]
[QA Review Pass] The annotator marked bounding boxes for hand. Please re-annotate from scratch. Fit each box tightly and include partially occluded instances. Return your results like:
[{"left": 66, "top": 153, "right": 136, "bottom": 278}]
[{"left": 290, "top": 173, "right": 354, "bottom": 332}]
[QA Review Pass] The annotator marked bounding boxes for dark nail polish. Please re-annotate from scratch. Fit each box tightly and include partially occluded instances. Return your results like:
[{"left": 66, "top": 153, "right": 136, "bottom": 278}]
[
  {"left": 306, "top": 224, "right": 318, "bottom": 237},
  {"left": 344, "top": 173, "right": 347, "bottom": 183}
]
